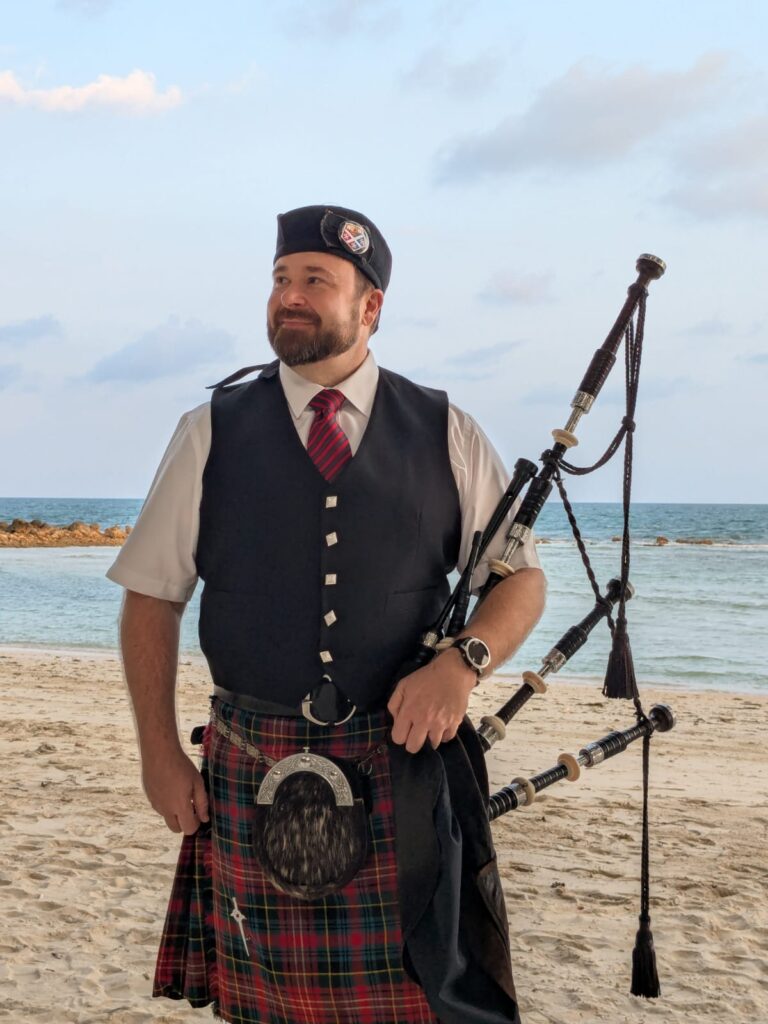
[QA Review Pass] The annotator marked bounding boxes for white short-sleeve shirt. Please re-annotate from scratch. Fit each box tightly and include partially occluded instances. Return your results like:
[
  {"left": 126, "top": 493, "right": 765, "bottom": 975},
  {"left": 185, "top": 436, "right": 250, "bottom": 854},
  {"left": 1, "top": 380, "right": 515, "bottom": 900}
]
[{"left": 106, "top": 353, "right": 541, "bottom": 603}]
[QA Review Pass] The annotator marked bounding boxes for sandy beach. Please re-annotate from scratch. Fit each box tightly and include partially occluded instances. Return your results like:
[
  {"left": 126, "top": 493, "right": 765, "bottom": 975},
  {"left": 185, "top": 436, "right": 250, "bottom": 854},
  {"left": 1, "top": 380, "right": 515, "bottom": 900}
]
[{"left": 1, "top": 647, "right": 766, "bottom": 1024}]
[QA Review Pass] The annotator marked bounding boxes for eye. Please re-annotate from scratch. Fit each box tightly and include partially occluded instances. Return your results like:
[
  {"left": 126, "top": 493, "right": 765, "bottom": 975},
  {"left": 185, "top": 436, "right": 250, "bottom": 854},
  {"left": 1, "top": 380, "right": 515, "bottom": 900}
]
[{"left": 272, "top": 276, "right": 287, "bottom": 288}]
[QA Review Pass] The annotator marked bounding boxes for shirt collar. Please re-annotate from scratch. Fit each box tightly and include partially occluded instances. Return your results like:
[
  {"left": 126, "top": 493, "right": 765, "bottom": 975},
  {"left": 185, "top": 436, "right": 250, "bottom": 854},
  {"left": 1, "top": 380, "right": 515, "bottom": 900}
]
[{"left": 279, "top": 350, "right": 379, "bottom": 420}]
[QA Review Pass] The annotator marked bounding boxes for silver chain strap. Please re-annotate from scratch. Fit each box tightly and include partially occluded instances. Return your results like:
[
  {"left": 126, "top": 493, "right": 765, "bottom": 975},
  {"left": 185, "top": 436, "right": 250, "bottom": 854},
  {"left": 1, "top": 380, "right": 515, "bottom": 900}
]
[{"left": 211, "top": 710, "right": 387, "bottom": 775}]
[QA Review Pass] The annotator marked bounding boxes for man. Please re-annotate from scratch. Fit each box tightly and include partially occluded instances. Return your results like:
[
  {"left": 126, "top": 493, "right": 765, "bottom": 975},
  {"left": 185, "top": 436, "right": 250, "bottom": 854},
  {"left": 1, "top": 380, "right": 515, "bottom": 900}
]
[{"left": 107, "top": 205, "right": 546, "bottom": 1024}]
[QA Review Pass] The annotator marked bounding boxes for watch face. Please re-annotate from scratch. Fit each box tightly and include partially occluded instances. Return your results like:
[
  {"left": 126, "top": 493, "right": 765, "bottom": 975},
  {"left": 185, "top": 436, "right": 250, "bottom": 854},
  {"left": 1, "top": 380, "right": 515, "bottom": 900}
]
[{"left": 465, "top": 638, "right": 491, "bottom": 669}]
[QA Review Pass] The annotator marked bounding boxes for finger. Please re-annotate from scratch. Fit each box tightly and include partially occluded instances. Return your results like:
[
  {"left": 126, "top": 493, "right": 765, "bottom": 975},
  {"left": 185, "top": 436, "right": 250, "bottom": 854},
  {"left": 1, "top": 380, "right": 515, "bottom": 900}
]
[
  {"left": 441, "top": 725, "right": 458, "bottom": 744},
  {"left": 390, "top": 712, "right": 412, "bottom": 746},
  {"left": 386, "top": 686, "right": 405, "bottom": 717},
  {"left": 193, "top": 775, "right": 210, "bottom": 823},
  {"left": 164, "top": 814, "right": 182, "bottom": 834},
  {"left": 405, "top": 725, "right": 429, "bottom": 754},
  {"left": 428, "top": 726, "right": 445, "bottom": 749},
  {"left": 177, "top": 806, "right": 202, "bottom": 836}
]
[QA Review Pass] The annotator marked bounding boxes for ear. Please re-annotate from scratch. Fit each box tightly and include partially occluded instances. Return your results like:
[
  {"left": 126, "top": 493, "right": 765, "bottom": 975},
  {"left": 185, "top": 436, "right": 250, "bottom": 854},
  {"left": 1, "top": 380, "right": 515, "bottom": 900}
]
[{"left": 361, "top": 288, "right": 384, "bottom": 329}]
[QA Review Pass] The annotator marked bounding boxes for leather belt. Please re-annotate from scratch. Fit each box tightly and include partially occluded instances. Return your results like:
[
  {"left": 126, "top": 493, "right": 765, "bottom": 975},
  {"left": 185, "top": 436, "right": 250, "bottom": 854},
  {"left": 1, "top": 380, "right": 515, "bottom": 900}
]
[
  {"left": 212, "top": 682, "right": 384, "bottom": 724},
  {"left": 213, "top": 684, "right": 305, "bottom": 717}
]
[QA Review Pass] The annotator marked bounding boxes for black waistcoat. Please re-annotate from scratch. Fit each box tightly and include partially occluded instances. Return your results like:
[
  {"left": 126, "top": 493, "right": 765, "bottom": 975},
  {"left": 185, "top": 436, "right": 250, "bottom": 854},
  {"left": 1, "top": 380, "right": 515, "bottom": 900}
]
[{"left": 195, "top": 361, "right": 462, "bottom": 707}]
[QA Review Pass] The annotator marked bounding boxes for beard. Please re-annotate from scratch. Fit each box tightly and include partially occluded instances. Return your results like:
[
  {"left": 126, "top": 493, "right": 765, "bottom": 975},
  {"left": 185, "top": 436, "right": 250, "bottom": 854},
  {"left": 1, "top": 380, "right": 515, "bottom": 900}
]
[{"left": 267, "top": 311, "right": 360, "bottom": 367}]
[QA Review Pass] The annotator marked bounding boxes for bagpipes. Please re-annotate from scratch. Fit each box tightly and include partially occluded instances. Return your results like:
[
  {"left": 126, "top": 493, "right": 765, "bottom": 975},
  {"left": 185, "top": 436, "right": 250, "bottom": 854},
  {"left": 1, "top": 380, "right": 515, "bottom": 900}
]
[{"left": 398, "top": 254, "right": 670, "bottom": 997}]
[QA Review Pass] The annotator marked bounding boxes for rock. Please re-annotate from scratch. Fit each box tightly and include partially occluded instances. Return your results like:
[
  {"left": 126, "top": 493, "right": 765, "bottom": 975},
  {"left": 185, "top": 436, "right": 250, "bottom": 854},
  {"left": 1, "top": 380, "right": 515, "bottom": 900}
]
[
  {"left": 655, "top": 536, "right": 669, "bottom": 546},
  {"left": 103, "top": 526, "right": 129, "bottom": 540},
  {"left": 0, "top": 519, "right": 130, "bottom": 548},
  {"left": 676, "top": 537, "right": 714, "bottom": 545}
]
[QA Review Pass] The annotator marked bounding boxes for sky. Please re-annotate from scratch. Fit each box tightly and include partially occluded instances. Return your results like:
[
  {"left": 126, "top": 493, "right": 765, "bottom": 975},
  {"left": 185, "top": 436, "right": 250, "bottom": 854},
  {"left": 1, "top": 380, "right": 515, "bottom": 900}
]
[{"left": 0, "top": 0, "right": 766, "bottom": 503}]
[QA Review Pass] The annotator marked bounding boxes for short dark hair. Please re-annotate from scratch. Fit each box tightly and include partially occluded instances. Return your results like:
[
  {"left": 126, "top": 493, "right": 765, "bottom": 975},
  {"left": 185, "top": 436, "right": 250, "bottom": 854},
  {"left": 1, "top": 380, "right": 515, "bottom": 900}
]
[{"left": 354, "top": 267, "right": 380, "bottom": 335}]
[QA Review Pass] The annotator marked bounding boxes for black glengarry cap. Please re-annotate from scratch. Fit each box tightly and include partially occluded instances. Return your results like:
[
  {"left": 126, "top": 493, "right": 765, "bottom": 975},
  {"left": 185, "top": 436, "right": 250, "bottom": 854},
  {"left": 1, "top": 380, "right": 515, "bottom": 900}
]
[{"left": 274, "top": 205, "right": 392, "bottom": 292}]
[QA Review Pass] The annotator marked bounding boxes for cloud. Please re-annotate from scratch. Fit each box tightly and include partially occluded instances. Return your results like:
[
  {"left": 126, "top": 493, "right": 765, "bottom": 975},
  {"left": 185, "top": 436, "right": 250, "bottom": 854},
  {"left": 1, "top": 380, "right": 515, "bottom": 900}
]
[
  {"left": 446, "top": 340, "right": 521, "bottom": 367},
  {"left": 402, "top": 341, "right": 521, "bottom": 382},
  {"left": 430, "top": 0, "right": 481, "bottom": 28},
  {"left": 0, "top": 364, "right": 22, "bottom": 387},
  {"left": 221, "top": 62, "right": 265, "bottom": 96},
  {"left": 679, "top": 317, "right": 732, "bottom": 337},
  {"left": 401, "top": 47, "right": 504, "bottom": 99},
  {"left": 0, "top": 315, "right": 62, "bottom": 346},
  {"left": 435, "top": 53, "right": 727, "bottom": 183},
  {"left": 518, "top": 386, "right": 572, "bottom": 406},
  {"left": 665, "top": 179, "right": 768, "bottom": 219},
  {"left": 403, "top": 361, "right": 498, "bottom": 384},
  {"left": 597, "top": 375, "right": 693, "bottom": 405},
  {"left": 518, "top": 375, "right": 692, "bottom": 407},
  {"left": 57, "top": 0, "right": 115, "bottom": 14},
  {"left": 661, "top": 102, "right": 768, "bottom": 218},
  {"left": 277, "top": 0, "right": 401, "bottom": 37},
  {"left": 84, "top": 317, "right": 237, "bottom": 383},
  {"left": 0, "top": 69, "right": 182, "bottom": 114},
  {"left": 0, "top": 364, "right": 22, "bottom": 390},
  {"left": 386, "top": 315, "right": 439, "bottom": 330},
  {"left": 641, "top": 377, "right": 694, "bottom": 400},
  {"left": 477, "top": 271, "right": 553, "bottom": 305},
  {"left": 741, "top": 352, "right": 768, "bottom": 365},
  {"left": 678, "top": 112, "right": 768, "bottom": 176}
]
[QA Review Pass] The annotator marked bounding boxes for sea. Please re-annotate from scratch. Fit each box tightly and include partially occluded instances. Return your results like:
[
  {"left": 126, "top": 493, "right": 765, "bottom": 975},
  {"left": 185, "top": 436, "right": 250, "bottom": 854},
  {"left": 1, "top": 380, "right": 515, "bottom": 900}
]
[{"left": 0, "top": 498, "right": 766, "bottom": 694}]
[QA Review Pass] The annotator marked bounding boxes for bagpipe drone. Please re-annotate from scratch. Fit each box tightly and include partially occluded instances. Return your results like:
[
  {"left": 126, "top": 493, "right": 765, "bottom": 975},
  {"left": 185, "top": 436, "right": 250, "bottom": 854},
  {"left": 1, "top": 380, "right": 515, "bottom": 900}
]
[{"left": 397, "top": 253, "right": 670, "bottom": 998}]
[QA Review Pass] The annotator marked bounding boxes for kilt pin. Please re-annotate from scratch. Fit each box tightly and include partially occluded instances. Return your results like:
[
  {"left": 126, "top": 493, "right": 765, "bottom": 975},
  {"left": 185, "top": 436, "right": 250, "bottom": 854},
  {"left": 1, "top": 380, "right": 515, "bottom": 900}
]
[{"left": 153, "top": 696, "right": 440, "bottom": 1024}]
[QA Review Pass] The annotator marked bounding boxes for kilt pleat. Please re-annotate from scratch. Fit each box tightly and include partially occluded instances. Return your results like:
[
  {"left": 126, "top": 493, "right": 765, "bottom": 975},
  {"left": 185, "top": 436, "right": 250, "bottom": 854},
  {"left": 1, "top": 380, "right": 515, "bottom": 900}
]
[{"left": 153, "top": 698, "right": 439, "bottom": 1024}]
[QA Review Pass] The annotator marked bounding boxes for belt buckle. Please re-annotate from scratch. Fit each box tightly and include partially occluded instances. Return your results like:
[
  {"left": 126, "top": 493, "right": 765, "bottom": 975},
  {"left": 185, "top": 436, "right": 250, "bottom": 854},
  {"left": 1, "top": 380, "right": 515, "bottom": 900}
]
[{"left": 301, "top": 676, "right": 356, "bottom": 726}]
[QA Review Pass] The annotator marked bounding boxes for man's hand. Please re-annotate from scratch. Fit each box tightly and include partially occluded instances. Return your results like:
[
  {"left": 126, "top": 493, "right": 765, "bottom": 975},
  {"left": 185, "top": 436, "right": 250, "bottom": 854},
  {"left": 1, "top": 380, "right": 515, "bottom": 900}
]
[
  {"left": 386, "top": 569, "right": 547, "bottom": 754},
  {"left": 141, "top": 743, "right": 210, "bottom": 835},
  {"left": 387, "top": 649, "right": 476, "bottom": 753}
]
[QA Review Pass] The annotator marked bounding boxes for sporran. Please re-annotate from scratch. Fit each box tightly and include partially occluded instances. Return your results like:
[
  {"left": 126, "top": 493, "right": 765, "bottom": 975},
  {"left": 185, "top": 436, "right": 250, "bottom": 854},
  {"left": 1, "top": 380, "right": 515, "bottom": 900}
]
[{"left": 253, "top": 749, "right": 373, "bottom": 900}]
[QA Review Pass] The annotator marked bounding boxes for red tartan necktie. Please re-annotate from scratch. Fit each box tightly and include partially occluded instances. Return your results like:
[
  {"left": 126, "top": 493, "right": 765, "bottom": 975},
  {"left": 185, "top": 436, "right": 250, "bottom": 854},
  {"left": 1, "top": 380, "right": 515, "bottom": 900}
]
[{"left": 307, "top": 388, "right": 352, "bottom": 482}]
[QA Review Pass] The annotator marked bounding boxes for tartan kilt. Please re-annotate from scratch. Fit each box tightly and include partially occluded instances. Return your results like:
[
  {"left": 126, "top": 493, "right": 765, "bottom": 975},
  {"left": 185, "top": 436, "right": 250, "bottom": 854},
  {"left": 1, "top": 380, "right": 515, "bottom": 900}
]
[{"left": 153, "top": 696, "right": 440, "bottom": 1024}]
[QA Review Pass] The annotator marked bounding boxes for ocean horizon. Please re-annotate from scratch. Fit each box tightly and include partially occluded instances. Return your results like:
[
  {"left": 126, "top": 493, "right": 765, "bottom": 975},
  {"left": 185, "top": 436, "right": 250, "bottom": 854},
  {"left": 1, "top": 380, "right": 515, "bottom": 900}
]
[{"left": 1, "top": 499, "right": 766, "bottom": 695}]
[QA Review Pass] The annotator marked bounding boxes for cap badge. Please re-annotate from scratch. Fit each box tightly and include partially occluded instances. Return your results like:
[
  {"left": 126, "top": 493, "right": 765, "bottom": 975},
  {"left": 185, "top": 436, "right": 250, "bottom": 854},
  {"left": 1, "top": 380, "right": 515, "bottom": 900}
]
[{"left": 338, "top": 220, "right": 370, "bottom": 255}]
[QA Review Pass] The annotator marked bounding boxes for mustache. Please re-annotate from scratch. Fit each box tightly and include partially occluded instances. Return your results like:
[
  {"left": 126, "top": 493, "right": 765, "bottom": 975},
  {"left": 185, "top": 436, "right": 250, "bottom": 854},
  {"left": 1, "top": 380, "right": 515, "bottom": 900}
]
[{"left": 275, "top": 311, "right": 319, "bottom": 326}]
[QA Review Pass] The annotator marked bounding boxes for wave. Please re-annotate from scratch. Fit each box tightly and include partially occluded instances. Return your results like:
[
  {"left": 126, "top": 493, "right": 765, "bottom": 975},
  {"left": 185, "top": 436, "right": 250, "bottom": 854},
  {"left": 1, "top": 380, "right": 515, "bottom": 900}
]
[{"left": 536, "top": 538, "right": 768, "bottom": 550}]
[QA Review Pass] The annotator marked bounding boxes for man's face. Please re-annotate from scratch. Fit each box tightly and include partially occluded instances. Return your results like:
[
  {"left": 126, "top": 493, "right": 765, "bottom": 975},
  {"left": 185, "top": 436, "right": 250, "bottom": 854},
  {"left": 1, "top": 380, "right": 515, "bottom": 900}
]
[{"left": 267, "top": 252, "right": 369, "bottom": 367}]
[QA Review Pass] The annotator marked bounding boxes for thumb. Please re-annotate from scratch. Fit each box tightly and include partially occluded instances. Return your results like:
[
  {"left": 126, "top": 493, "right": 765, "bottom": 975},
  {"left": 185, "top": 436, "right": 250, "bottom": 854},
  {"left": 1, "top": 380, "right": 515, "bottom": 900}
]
[{"left": 193, "top": 770, "right": 210, "bottom": 823}]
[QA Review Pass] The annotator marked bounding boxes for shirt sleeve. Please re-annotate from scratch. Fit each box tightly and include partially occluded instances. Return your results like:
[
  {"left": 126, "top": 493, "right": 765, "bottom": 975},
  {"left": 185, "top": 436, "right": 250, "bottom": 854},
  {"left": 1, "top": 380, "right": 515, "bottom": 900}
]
[
  {"left": 105, "top": 402, "right": 211, "bottom": 603},
  {"left": 448, "top": 403, "right": 542, "bottom": 590}
]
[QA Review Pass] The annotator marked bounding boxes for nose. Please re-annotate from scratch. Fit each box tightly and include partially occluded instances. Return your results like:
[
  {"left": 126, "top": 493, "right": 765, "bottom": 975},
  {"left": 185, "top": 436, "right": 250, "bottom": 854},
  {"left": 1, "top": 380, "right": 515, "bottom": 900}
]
[{"left": 280, "top": 283, "right": 307, "bottom": 308}]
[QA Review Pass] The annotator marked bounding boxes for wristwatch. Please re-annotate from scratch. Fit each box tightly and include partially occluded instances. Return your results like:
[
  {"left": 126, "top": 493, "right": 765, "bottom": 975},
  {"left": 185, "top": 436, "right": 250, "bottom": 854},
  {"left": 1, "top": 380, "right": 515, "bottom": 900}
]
[{"left": 450, "top": 636, "right": 492, "bottom": 681}]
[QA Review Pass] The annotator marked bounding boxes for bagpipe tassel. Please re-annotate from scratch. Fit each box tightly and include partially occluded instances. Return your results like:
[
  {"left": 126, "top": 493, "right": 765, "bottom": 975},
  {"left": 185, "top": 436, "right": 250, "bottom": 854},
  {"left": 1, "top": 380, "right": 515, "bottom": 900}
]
[
  {"left": 603, "top": 617, "right": 639, "bottom": 700},
  {"left": 630, "top": 729, "right": 661, "bottom": 998},
  {"left": 631, "top": 912, "right": 661, "bottom": 998}
]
